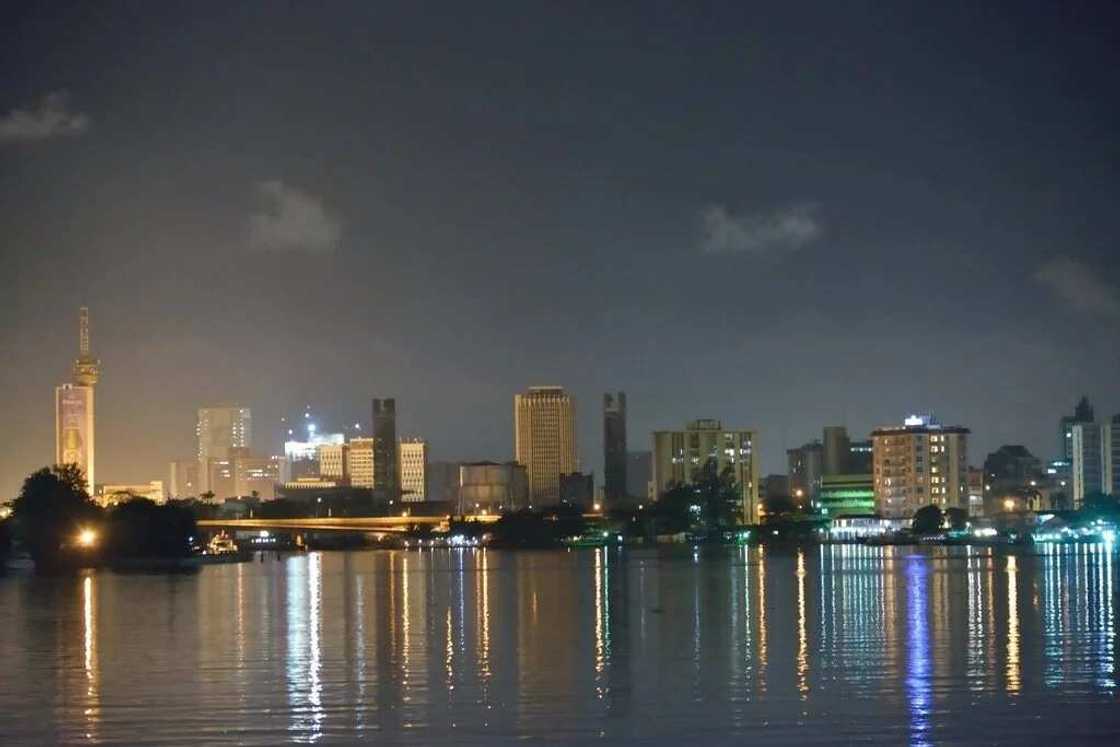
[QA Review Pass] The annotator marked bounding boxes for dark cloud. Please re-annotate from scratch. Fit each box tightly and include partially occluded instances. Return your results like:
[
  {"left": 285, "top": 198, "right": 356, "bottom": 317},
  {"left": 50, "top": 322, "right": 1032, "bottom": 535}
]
[{"left": 0, "top": 90, "right": 88, "bottom": 143}]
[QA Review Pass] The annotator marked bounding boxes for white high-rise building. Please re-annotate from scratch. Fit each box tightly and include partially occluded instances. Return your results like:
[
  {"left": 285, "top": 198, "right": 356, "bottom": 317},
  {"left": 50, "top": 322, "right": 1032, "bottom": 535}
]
[{"left": 651, "top": 418, "right": 759, "bottom": 523}]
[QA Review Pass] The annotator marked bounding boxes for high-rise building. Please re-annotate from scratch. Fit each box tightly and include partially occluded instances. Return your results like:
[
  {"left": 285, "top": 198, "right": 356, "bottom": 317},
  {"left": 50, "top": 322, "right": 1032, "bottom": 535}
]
[
  {"left": 787, "top": 441, "right": 823, "bottom": 500},
  {"left": 55, "top": 307, "right": 100, "bottom": 494},
  {"left": 458, "top": 461, "right": 529, "bottom": 514},
  {"left": 1071, "top": 422, "right": 1104, "bottom": 507},
  {"left": 822, "top": 426, "right": 851, "bottom": 476},
  {"left": 399, "top": 438, "right": 428, "bottom": 502},
  {"left": 1060, "top": 396, "right": 1095, "bottom": 462},
  {"left": 603, "top": 392, "right": 627, "bottom": 505},
  {"left": 626, "top": 451, "right": 652, "bottom": 503},
  {"left": 559, "top": 472, "right": 594, "bottom": 507},
  {"left": 196, "top": 406, "right": 252, "bottom": 459},
  {"left": 372, "top": 398, "right": 399, "bottom": 496},
  {"left": 347, "top": 437, "right": 376, "bottom": 488},
  {"left": 514, "top": 386, "right": 578, "bottom": 505},
  {"left": 651, "top": 418, "right": 759, "bottom": 523},
  {"left": 872, "top": 414, "right": 969, "bottom": 519},
  {"left": 318, "top": 442, "right": 348, "bottom": 480},
  {"left": 1106, "top": 415, "right": 1120, "bottom": 497}
]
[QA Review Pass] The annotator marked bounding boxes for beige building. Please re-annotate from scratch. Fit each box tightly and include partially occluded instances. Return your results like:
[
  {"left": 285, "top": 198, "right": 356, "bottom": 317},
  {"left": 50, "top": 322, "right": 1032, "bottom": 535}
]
[
  {"left": 348, "top": 437, "right": 376, "bottom": 488},
  {"left": 96, "top": 481, "right": 165, "bottom": 506},
  {"left": 399, "top": 438, "right": 428, "bottom": 502},
  {"left": 651, "top": 419, "right": 760, "bottom": 523},
  {"left": 318, "top": 442, "right": 348, "bottom": 480},
  {"left": 872, "top": 415, "right": 969, "bottom": 519},
  {"left": 514, "top": 386, "right": 578, "bottom": 505}
]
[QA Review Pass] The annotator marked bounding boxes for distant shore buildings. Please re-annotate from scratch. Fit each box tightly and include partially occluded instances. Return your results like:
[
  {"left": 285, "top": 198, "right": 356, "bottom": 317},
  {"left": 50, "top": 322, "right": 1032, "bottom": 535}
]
[
  {"left": 651, "top": 418, "right": 760, "bottom": 523},
  {"left": 514, "top": 386, "right": 578, "bottom": 506},
  {"left": 872, "top": 415, "right": 969, "bottom": 519},
  {"left": 55, "top": 307, "right": 100, "bottom": 495}
]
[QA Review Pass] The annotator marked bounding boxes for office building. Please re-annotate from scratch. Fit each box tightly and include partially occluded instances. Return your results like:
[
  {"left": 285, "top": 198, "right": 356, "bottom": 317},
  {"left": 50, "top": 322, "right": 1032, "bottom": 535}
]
[
  {"left": 399, "top": 438, "right": 428, "bottom": 502},
  {"left": 372, "top": 398, "right": 399, "bottom": 495},
  {"left": 55, "top": 307, "right": 100, "bottom": 494},
  {"left": 651, "top": 418, "right": 759, "bottom": 523},
  {"left": 233, "top": 452, "right": 285, "bottom": 499},
  {"left": 1070, "top": 420, "right": 1120, "bottom": 507},
  {"left": 603, "top": 392, "right": 627, "bottom": 504},
  {"left": 822, "top": 426, "right": 851, "bottom": 476},
  {"left": 817, "top": 474, "right": 875, "bottom": 517},
  {"left": 459, "top": 461, "right": 529, "bottom": 514},
  {"left": 348, "top": 437, "right": 376, "bottom": 488},
  {"left": 196, "top": 406, "right": 251, "bottom": 459},
  {"left": 284, "top": 431, "right": 344, "bottom": 480},
  {"left": 318, "top": 442, "right": 348, "bottom": 479},
  {"left": 514, "top": 386, "right": 578, "bottom": 505},
  {"left": 787, "top": 441, "right": 823, "bottom": 499},
  {"left": 872, "top": 414, "right": 969, "bottom": 519},
  {"left": 1060, "top": 396, "right": 1095, "bottom": 462},
  {"left": 96, "top": 481, "right": 165, "bottom": 507}
]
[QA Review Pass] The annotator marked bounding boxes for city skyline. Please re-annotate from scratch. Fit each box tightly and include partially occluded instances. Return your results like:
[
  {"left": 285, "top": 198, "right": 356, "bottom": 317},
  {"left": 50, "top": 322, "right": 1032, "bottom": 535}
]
[{"left": 7, "top": 305, "right": 1120, "bottom": 499}]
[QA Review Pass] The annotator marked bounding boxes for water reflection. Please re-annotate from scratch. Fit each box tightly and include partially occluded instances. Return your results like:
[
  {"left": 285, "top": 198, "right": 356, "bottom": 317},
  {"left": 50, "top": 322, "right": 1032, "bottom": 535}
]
[{"left": 3, "top": 544, "right": 1120, "bottom": 744}]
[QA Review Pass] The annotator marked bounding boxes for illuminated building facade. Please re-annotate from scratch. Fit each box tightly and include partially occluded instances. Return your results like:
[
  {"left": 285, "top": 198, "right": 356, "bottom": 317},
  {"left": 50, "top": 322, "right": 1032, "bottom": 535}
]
[
  {"left": 96, "top": 481, "right": 164, "bottom": 506},
  {"left": 514, "top": 386, "right": 578, "bottom": 505},
  {"left": 872, "top": 414, "right": 969, "bottom": 518},
  {"left": 1070, "top": 418, "right": 1120, "bottom": 507},
  {"left": 399, "top": 438, "right": 428, "bottom": 502},
  {"left": 817, "top": 473, "right": 875, "bottom": 517},
  {"left": 651, "top": 418, "right": 760, "bottom": 523},
  {"left": 55, "top": 307, "right": 101, "bottom": 494},
  {"left": 318, "top": 443, "right": 348, "bottom": 479},
  {"left": 347, "top": 437, "right": 375, "bottom": 488},
  {"left": 196, "top": 406, "right": 251, "bottom": 459}
]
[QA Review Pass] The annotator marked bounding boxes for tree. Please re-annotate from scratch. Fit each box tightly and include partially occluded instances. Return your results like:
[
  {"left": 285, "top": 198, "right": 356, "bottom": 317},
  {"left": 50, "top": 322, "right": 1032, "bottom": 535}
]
[
  {"left": 945, "top": 507, "right": 969, "bottom": 531},
  {"left": 106, "top": 498, "right": 197, "bottom": 559},
  {"left": 11, "top": 465, "right": 102, "bottom": 568},
  {"left": 912, "top": 505, "right": 943, "bottom": 535}
]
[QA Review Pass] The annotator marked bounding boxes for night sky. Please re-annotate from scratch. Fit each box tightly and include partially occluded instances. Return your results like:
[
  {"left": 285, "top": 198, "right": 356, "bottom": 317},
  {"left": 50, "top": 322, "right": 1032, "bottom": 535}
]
[{"left": 2, "top": 2, "right": 1118, "bottom": 496}]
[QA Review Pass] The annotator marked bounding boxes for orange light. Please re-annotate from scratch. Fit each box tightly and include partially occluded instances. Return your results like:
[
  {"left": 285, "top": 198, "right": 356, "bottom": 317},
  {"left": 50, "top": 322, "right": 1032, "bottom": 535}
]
[{"left": 76, "top": 528, "right": 98, "bottom": 548}]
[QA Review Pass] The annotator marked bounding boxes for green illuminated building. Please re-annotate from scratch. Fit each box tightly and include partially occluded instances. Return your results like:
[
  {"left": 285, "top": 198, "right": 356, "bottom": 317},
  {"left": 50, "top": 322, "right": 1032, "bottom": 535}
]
[{"left": 817, "top": 473, "right": 875, "bottom": 517}]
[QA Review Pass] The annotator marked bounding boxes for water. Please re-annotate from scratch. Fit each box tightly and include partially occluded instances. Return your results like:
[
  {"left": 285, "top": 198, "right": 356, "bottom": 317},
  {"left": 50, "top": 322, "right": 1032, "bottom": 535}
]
[{"left": 1, "top": 544, "right": 1118, "bottom": 745}]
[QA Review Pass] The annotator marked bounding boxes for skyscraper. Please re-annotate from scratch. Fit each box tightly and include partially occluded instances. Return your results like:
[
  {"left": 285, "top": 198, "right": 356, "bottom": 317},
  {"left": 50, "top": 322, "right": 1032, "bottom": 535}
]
[
  {"left": 787, "top": 441, "right": 823, "bottom": 499},
  {"left": 1071, "top": 422, "right": 1104, "bottom": 507},
  {"left": 1060, "top": 396, "right": 1095, "bottom": 462},
  {"left": 603, "top": 392, "right": 627, "bottom": 504},
  {"left": 514, "top": 386, "right": 577, "bottom": 505},
  {"left": 372, "top": 398, "right": 399, "bottom": 496},
  {"left": 55, "top": 307, "right": 100, "bottom": 494},
  {"left": 196, "top": 406, "right": 252, "bottom": 459}
]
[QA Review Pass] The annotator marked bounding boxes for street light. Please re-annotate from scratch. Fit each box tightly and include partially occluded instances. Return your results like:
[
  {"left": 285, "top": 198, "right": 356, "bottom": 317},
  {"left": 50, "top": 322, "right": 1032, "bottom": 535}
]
[{"left": 76, "top": 528, "right": 98, "bottom": 548}]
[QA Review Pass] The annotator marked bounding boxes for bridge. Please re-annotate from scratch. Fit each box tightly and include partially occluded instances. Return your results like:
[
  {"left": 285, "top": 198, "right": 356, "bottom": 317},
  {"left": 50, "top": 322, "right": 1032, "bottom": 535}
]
[
  {"left": 197, "top": 512, "right": 603, "bottom": 535},
  {"left": 198, "top": 515, "right": 494, "bottom": 534}
]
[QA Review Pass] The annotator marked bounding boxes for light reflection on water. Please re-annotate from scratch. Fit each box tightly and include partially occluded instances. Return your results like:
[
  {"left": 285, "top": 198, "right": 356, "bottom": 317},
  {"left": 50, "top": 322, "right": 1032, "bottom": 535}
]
[{"left": 1, "top": 544, "right": 1119, "bottom": 744}]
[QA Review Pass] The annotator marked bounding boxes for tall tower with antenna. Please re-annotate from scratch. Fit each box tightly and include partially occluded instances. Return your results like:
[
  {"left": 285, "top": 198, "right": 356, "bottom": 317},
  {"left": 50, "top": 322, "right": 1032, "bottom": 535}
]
[
  {"left": 73, "top": 306, "right": 101, "bottom": 386},
  {"left": 56, "top": 307, "right": 100, "bottom": 494}
]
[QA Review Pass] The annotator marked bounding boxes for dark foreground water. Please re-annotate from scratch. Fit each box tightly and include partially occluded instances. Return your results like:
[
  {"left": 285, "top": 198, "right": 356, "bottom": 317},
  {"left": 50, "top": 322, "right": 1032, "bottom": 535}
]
[{"left": 1, "top": 543, "right": 1118, "bottom": 745}]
